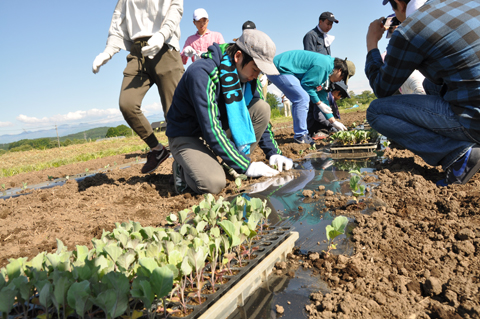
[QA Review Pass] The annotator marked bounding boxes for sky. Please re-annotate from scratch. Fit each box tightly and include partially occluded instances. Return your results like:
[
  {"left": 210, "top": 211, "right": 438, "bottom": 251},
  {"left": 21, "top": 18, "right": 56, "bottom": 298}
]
[{"left": 0, "top": 0, "right": 393, "bottom": 139}]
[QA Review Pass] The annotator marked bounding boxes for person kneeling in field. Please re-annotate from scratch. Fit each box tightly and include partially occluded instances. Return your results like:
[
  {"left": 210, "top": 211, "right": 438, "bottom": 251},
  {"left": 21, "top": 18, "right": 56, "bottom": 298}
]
[
  {"left": 366, "top": 0, "right": 480, "bottom": 186},
  {"left": 307, "top": 80, "right": 350, "bottom": 139},
  {"left": 268, "top": 50, "right": 355, "bottom": 145},
  {"left": 166, "top": 29, "right": 293, "bottom": 194}
]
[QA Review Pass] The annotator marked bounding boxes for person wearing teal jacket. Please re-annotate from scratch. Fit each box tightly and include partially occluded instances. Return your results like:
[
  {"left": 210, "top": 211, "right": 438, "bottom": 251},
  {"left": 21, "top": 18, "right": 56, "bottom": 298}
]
[{"left": 268, "top": 50, "right": 355, "bottom": 145}]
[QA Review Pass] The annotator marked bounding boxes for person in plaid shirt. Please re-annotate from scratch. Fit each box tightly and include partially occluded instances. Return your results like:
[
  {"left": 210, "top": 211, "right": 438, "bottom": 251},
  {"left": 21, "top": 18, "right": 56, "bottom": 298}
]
[{"left": 365, "top": 0, "right": 480, "bottom": 186}]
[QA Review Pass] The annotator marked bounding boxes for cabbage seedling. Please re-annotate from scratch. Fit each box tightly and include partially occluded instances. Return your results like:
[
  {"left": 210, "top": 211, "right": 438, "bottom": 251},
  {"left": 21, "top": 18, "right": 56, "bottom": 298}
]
[
  {"left": 349, "top": 170, "right": 366, "bottom": 202},
  {"left": 325, "top": 216, "right": 348, "bottom": 255}
]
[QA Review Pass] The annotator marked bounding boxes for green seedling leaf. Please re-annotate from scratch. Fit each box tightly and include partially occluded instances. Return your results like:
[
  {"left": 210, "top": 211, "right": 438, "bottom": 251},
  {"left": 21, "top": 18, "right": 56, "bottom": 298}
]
[
  {"left": 178, "top": 209, "right": 190, "bottom": 224},
  {"left": 26, "top": 252, "right": 45, "bottom": 272},
  {"left": 12, "top": 276, "right": 30, "bottom": 301},
  {"left": 196, "top": 221, "right": 207, "bottom": 233},
  {"left": 116, "top": 250, "right": 136, "bottom": 273},
  {"left": 131, "top": 278, "right": 154, "bottom": 309},
  {"left": 180, "top": 256, "right": 193, "bottom": 277},
  {"left": 104, "top": 244, "right": 123, "bottom": 264},
  {"left": 67, "top": 280, "right": 91, "bottom": 318},
  {"left": 72, "top": 263, "right": 93, "bottom": 282},
  {"left": 39, "top": 281, "right": 53, "bottom": 309},
  {"left": 168, "top": 250, "right": 183, "bottom": 267},
  {"left": 74, "top": 245, "right": 89, "bottom": 265},
  {"left": 166, "top": 213, "right": 178, "bottom": 225},
  {"left": 151, "top": 266, "right": 174, "bottom": 299},
  {"left": 139, "top": 226, "right": 155, "bottom": 240},
  {"left": 101, "top": 272, "right": 130, "bottom": 318},
  {"left": 0, "top": 285, "right": 17, "bottom": 314},
  {"left": 218, "top": 220, "right": 236, "bottom": 239},
  {"left": 138, "top": 257, "right": 158, "bottom": 275},
  {"left": 235, "top": 178, "right": 242, "bottom": 189},
  {"left": 210, "top": 226, "right": 221, "bottom": 238},
  {"left": 6, "top": 257, "right": 27, "bottom": 280},
  {"left": 332, "top": 216, "right": 348, "bottom": 233},
  {"left": 168, "top": 231, "right": 183, "bottom": 244}
]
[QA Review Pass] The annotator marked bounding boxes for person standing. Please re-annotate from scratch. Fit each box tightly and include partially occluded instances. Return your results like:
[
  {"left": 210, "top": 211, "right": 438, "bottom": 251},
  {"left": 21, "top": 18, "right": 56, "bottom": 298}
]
[
  {"left": 181, "top": 8, "right": 225, "bottom": 64},
  {"left": 92, "top": 0, "right": 184, "bottom": 174},
  {"left": 366, "top": 0, "right": 480, "bottom": 186},
  {"left": 303, "top": 11, "right": 339, "bottom": 55}
]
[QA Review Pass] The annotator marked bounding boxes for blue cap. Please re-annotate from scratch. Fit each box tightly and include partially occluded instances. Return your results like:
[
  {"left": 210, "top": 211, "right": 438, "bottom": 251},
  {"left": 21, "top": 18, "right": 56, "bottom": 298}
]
[
  {"left": 382, "top": 0, "right": 389, "bottom": 4},
  {"left": 333, "top": 81, "right": 350, "bottom": 98}
]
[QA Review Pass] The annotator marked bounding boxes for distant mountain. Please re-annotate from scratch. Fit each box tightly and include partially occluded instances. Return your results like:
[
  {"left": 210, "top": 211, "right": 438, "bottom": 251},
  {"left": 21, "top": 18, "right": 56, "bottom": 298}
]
[{"left": 0, "top": 114, "right": 164, "bottom": 144}]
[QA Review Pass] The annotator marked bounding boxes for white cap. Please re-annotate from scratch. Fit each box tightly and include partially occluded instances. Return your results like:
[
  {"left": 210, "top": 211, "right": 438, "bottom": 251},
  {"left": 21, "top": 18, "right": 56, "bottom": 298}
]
[{"left": 193, "top": 8, "right": 208, "bottom": 21}]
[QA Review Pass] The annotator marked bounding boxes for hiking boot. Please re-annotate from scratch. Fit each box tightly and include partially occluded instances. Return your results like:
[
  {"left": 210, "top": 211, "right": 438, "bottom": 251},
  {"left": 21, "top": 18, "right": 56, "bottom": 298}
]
[
  {"left": 294, "top": 134, "right": 315, "bottom": 146},
  {"left": 141, "top": 146, "right": 170, "bottom": 174},
  {"left": 437, "top": 145, "right": 480, "bottom": 186},
  {"left": 172, "top": 160, "right": 189, "bottom": 194}
]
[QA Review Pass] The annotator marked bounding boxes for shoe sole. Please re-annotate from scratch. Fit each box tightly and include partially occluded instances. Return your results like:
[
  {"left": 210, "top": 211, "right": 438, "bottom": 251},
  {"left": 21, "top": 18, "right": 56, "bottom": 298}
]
[
  {"left": 142, "top": 149, "right": 171, "bottom": 174},
  {"left": 458, "top": 156, "right": 480, "bottom": 184}
]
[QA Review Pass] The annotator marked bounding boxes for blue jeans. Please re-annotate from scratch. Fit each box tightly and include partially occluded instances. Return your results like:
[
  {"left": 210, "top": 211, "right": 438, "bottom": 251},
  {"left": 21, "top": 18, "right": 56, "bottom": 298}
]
[
  {"left": 367, "top": 94, "right": 477, "bottom": 169},
  {"left": 268, "top": 74, "right": 309, "bottom": 139}
]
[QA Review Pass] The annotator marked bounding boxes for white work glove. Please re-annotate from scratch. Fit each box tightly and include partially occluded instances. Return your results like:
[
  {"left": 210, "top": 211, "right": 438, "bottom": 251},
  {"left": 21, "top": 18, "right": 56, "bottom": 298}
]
[
  {"left": 317, "top": 102, "right": 332, "bottom": 114},
  {"left": 142, "top": 33, "right": 165, "bottom": 59},
  {"left": 269, "top": 154, "right": 293, "bottom": 172},
  {"left": 92, "top": 52, "right": 112, "bottom": 74},
  {"left": 194, "top": 51, "right": 203, "bottom": 61},
  {"left": 332, "top": 121, "right": 347, "bottom": 131},
  {"left": 245, "top": 162, "right": 279, "bottom": 178},
  {"left": 183, "top": 46, "right": 196, "bottom": 57}
]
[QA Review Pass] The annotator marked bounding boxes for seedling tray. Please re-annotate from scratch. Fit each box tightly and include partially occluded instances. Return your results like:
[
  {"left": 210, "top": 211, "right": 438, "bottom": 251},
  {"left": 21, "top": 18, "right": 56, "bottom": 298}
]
[
  {"left": 166, "top": 227, "right": 298, "bottom": 319},
  {"left": 329, "top": 142, "right": 377, "bottom": 154}
]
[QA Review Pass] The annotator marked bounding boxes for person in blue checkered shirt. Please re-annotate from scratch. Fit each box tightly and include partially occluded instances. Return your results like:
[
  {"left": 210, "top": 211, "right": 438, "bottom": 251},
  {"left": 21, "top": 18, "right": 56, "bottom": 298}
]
[{"left": 365, "top": 0, "right": 480, "bottom": 187}]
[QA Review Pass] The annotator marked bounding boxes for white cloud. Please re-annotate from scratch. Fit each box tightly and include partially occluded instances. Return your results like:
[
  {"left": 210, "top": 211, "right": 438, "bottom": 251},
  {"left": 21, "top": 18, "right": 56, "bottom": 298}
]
[
  {"left": 17, "top": 108, "right": 122, "bottom": 126},
  {"left": 0, "top": 121, "right": 14, "bottom": 128}
]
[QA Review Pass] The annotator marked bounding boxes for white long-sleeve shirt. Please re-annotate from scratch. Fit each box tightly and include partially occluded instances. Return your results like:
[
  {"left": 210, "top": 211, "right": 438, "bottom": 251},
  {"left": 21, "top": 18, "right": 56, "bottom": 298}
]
[{"left": 104, "top": 0, "right": 183, "bottom": 56}]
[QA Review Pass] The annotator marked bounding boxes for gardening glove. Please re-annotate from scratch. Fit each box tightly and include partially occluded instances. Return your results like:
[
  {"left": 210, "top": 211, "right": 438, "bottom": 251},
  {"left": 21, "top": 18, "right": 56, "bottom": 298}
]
[
  {"left": 194, "top": 51, "right": 203, "bottom": 61},
  {"left": 245, "top": 162, "right": 279, "bottom": 178},
  {"left": 142, "top": 33, "right": 165, "bottom": 59},
  {"left": 269, "top": 154, "right": 293, "bottom": 172},
  {"left": 183, "top": 46, "right": 196, "bottom": 57},
  {"left": 92, "top": 52, "right": 112, "bottom": 74},
  {"left": 317, "top": 102, "right": 332, "bottom": 114},
  {"left": 332, "top": 121, "right": 347, "bottom": 131}
]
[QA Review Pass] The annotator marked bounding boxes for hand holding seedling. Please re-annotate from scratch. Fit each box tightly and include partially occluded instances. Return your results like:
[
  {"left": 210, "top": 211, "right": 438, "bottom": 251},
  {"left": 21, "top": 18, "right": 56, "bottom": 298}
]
[
  {"left": 245, "top": 162, "right": 279, "bottom": 177},
  {"left": 269, "top": 155, "right": 293, "bottom": 172}
]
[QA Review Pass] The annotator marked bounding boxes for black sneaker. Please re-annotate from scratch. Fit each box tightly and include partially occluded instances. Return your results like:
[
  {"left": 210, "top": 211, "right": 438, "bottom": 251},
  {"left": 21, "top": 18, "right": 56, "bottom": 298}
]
[
  {"left": 329, "top": 127, "right": 339, "bottom": 133},
  {"left": 437, "top": 145, "right": 480, "bottom": 186},
  {"left": 141, "top": 147, "right": 170, "bottom": 174},
  {"left": 172, "top": 160, "right": 189, "bottom": 194},
  {"left": 294, "top": 134, "right": 315, "bottom": 146}
]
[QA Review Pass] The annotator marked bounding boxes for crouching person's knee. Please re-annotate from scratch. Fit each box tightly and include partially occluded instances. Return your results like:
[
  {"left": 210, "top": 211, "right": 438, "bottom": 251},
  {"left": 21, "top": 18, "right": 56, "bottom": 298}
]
[
  {"left": 366, "top": 99, "right": 380, "bottom": 124},
  {"left": 196, "top": 174, "right": 226, "bottom": 194}
]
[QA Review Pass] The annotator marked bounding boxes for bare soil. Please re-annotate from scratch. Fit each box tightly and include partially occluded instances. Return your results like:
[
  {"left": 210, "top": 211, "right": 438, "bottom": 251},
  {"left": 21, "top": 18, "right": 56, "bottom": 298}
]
[{"left": 1, "top": 110, "right": 479, "bottom": 318}]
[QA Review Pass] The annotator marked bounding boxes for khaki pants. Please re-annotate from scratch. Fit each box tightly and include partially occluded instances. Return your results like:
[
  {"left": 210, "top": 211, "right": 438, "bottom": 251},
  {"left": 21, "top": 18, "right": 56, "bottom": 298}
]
[
  {"left": 119, "top": 40, "right": 184, "bottom": 142},
  {"left": 168, "top": 98, "right": 271, "bottom": 194}
]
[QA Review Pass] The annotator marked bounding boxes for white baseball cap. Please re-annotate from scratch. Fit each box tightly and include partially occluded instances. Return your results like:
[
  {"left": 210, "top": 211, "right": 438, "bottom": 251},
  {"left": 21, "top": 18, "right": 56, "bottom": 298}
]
[{"left": 193, "top": 8, "right": 208, "bottom": 21}]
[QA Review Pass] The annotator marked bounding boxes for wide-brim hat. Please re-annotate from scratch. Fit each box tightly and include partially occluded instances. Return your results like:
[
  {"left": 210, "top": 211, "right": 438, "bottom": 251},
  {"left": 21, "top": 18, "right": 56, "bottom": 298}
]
[{"left": 236, "top": 29, "right": 279, "bottom": 75}]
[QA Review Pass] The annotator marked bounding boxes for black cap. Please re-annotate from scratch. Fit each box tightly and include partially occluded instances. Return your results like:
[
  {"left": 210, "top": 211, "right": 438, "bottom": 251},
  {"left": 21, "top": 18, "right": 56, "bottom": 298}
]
[
  {"left": 382, "top": 0, "right": 390, "bottom": 4},
  {"left": 319, "top": 12, "right": 339, "bottom": 23},
  {"left": 332, "top": 81, "right": 350, "bottom": 98},
  {"left": 242, "top": 20, "right": 256, "bottom": 30}
]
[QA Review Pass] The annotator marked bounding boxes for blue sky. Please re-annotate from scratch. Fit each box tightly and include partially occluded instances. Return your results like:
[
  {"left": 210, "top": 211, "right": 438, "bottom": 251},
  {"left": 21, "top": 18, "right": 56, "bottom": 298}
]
[{"left": 0, "top": 0, "right": 392, "bottom": 137}]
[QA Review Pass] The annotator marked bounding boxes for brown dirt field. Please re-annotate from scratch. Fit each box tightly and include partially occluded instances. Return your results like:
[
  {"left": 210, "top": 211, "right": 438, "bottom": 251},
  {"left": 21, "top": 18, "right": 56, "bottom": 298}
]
[{"left": 1, "top": 109, "right": 479, "bottom": 318}]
